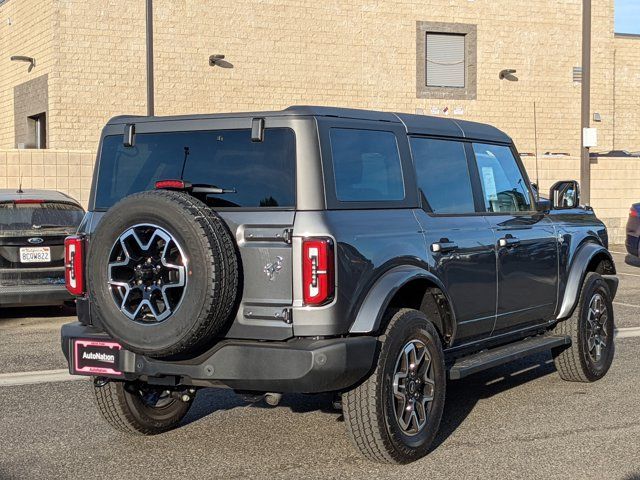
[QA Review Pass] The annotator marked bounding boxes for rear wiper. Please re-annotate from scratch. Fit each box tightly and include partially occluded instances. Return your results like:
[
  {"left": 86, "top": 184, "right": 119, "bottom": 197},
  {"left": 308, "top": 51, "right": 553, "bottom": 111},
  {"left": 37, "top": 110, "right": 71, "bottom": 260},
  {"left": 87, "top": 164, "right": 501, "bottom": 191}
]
[{"left": 192, "top": 184, "right": 237, "bottom": 194}]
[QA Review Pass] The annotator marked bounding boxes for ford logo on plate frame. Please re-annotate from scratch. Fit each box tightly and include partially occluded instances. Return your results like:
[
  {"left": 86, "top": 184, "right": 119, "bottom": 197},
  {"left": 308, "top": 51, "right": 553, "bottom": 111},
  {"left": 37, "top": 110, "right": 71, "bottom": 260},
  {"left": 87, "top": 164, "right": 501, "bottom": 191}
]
[{"left": 28, "top": 237, "right": 44, "bottom": 244}]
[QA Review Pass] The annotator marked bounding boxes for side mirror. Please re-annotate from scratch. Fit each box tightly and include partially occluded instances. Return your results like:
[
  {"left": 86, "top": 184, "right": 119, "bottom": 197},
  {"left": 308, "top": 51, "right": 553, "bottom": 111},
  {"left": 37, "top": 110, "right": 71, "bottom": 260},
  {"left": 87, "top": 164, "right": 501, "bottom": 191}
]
[{"left": 549, "top": 180, "right": 580, "bottom": 209}]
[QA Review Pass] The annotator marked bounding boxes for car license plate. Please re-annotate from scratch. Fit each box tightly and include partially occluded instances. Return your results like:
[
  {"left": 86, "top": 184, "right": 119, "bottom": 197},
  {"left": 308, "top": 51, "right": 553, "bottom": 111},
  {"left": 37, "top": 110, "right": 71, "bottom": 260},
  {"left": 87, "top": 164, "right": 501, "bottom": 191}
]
[
  {"left": 20, "top": 246, "right": 51, "bottom": 263},
  {"left": 73, "top": 339, "right": 124, "bottom": 377}
]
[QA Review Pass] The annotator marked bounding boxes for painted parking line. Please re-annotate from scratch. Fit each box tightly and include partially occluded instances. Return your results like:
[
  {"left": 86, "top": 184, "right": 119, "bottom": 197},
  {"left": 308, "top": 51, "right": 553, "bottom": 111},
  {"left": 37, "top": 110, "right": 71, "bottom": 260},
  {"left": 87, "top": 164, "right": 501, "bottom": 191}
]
[
  {"left": 616, "top": 327, "right": 640, "bottom": 339},
  {"left": 614, "top": 301, "right": 640, "bottom": 309},
  {"left": 616, "top": 272, "right": 640, "bottom": 278},
  {"left": 0, "top": 369, "right": 87, "bottom": 387}
]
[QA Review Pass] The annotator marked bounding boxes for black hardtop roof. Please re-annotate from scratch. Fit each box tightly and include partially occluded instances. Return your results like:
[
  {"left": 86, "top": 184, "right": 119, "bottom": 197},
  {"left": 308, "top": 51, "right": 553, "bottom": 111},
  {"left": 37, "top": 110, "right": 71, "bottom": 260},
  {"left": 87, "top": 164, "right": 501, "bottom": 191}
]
[
  {"left": 0, "top": 189, "right": 81, "bottom": 205},
  {"left": 107, "top": 106, "right": 511, "bottom": 143}
]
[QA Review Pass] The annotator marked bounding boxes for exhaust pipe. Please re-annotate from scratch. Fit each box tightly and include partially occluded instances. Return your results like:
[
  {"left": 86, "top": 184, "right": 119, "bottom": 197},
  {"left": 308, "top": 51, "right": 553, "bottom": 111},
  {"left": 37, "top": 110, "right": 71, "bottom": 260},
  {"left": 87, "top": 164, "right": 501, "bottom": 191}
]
[{"left": 264, "top": 393, "right": 282, "bottom": 406}]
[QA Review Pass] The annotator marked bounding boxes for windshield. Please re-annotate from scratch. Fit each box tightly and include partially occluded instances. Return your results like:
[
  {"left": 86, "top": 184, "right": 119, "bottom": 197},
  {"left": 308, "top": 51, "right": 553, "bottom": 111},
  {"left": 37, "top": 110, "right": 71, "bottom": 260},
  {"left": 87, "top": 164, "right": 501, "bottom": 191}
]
[
  {"left": 0, "top": 202, "right": 84, "bottom": 230},
  {"left": 95, "top": 128, "right": 296, "bottom": 210}
]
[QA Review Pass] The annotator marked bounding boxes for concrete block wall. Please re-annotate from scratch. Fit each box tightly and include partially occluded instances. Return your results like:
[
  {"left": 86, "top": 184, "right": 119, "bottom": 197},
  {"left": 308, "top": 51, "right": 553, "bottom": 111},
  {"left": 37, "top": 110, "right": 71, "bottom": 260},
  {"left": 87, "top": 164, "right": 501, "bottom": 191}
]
[
  {"left": 0, "top": 149, "right": 95, "bottom": 206},
  {"left": 522, "top": 155, "right": 637, "bottom": 244}
]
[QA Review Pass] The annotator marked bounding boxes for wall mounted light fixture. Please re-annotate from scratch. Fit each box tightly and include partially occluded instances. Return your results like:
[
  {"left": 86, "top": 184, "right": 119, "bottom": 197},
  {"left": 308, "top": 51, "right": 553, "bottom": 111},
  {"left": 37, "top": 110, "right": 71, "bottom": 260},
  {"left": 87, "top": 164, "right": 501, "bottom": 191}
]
[
  {"left": 10, "top": 55, "right": 35, "bottom": 72},
  {"left": 499, "top": 69, "right": 518, "bottom": 81},
  {"left": 209, "top": 54, "right": 233, "bottom": 69}
]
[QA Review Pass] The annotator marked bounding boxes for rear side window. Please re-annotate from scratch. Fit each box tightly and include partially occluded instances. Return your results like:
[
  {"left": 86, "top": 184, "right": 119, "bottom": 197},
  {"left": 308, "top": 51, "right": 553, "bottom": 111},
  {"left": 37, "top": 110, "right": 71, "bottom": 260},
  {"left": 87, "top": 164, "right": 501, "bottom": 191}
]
[
  {"left": 330, "top": 129, "right": 405, "bottom": 202},
  {"left": 0, "top": 202, "right": 84, "bottom": 230},
  {"left": 410, "top": 137, "right": 475, "bottom": 214},
  {"left": 95, "top": 128, "right": 296, "bottom": 210},
  {"left": 472, "top": 143, "right": 532, "bottom": 213}
]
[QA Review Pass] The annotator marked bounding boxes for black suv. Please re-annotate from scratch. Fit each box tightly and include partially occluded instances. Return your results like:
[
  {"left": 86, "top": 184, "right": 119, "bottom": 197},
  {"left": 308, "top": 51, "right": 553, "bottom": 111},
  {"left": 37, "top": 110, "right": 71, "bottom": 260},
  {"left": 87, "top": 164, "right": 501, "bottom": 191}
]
[{"left": 61, "top": 107, "right": 617, "bottom": 464}]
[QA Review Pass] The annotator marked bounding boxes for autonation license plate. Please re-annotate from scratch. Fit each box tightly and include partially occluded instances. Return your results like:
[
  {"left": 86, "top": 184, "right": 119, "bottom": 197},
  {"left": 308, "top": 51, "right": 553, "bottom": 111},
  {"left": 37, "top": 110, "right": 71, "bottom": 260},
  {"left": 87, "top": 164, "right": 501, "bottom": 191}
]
[
  {"left": 73, "top": 339, "right": 124, "bottom": 377},
  {"left": 20, "top": 246, "right": 51, "bottom": 263}
]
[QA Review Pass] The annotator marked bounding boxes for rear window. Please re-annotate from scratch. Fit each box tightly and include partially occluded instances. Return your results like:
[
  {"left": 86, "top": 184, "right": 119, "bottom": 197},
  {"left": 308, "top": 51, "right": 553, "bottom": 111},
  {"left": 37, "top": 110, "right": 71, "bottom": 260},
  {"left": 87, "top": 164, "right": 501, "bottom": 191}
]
[
  {"left": 330, "top": 128, "right": 405, "bottom": 202},
  {"left": 95, "top": 128, "right": 296, "bottom": 210},
  {"left": 0, "top": 202, "right": 84, "bottom": 230}
]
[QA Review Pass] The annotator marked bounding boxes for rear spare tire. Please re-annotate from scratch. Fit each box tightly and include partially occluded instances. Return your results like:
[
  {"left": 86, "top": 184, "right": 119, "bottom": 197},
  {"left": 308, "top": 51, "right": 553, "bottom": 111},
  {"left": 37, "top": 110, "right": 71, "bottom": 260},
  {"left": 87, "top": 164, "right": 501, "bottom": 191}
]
[{"left": 88, "top": 190, "right": 239, "bottom": 358}]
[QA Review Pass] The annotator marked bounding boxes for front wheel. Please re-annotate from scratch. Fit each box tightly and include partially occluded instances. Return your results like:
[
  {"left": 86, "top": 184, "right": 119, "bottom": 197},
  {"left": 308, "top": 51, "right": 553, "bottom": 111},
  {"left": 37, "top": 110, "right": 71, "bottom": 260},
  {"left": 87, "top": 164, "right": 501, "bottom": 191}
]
[
  {"left": 342, "top": 309, "right": 446, "bottom": 464},
  {"left": 93, "top": 380, "right": 194, "bottom": 435},
  {"left": 552, "top": 272, "right": 615, "bottom": 382}
]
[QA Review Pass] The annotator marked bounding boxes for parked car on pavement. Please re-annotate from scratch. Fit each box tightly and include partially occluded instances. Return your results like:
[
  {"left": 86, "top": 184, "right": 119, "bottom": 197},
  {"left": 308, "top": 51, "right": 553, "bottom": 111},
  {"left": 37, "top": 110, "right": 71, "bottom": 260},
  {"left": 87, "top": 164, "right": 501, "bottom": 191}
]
[
  {"left": 61, "top": 107, "right": 617, "bottom": 464},
  {"left": 0, "top": 189, "right": 84, "bottom": 307},
  {"left": 625, "top": 203, "right": 640, "bottom": 257}
]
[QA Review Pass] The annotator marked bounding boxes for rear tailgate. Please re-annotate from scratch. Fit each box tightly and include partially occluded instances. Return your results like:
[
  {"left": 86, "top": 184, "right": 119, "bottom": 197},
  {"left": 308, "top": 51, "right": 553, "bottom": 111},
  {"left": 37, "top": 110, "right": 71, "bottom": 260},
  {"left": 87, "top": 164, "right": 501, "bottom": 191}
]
[{"left": 0, "top": 231, "right": 70, "bottom": 286}]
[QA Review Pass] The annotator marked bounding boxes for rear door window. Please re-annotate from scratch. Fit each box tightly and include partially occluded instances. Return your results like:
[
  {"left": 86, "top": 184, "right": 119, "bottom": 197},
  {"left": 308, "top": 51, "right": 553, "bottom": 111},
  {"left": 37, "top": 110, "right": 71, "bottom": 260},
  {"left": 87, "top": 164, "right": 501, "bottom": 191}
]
[
  {"left": 95, "top": 128, "right": 296, "bottom": 210},
  {"left": 410, "top": 137, "right": 475, "bottom": 214},
  {"left": 329, "top": 129, "right": 405, "bottom": 202},
  {"left": 472, "top": 143, "right": 533, "bottom": 213}
]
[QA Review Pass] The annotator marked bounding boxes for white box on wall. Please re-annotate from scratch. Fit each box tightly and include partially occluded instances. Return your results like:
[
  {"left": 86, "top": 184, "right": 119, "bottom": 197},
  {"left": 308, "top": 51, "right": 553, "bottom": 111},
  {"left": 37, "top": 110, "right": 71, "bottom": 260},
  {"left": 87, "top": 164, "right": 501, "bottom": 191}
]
[{"left": 583, "top": 128, "right": 598, "bottom": 148}]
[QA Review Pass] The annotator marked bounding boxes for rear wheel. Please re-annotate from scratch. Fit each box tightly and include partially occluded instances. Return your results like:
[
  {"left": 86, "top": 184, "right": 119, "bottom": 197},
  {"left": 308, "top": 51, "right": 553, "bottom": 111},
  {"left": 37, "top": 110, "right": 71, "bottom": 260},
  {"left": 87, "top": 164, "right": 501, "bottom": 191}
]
[
  {"left": 552, "top": 272, "right": 615, "bottom": 382},
  {"left": 342, "top": 309, "right": 446, "bottom": 464},
  {"left": 93, "top": 380, "right": 193, "bottom": 435}
]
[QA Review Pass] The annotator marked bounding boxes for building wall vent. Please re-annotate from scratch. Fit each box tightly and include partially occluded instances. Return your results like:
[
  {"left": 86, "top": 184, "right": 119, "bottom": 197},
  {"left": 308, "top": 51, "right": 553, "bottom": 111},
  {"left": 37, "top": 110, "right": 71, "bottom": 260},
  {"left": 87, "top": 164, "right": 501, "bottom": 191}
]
[{"left": 573, "top": 67, "right": 582, "bottom": 83}]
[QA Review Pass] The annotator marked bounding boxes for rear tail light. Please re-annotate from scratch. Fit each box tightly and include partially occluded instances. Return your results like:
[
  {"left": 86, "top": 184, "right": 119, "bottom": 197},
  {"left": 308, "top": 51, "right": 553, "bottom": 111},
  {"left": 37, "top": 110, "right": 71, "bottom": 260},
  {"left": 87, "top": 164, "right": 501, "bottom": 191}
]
[
  {"left": 302, "top": 238, "right": 335, "bottom": 306},
  {"left": 65, "top": 236, "right": 85, "bottom": 296},
  {"left": 14, "top": 199, "right": 44, "bottom": 204},
  {"left": 630, "top": 208, "right": 639, "bottom": 218}
]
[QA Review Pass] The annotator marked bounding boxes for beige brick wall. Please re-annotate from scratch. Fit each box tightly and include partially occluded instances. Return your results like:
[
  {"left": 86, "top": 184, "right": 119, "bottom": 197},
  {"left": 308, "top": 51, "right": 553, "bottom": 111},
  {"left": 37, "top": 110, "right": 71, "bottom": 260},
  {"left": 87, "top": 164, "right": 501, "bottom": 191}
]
[
  {"left": 0, "top": 0, "right": 56, "bottom": 147},
  {"left": 0, "top": 149, "right": 95, "bottom": 206},
  {"left": 1, "top": 0, "right": 622, "bottom": 158},
  {"left": 612, "top": 35, "right": 640, "bottom": 151}
]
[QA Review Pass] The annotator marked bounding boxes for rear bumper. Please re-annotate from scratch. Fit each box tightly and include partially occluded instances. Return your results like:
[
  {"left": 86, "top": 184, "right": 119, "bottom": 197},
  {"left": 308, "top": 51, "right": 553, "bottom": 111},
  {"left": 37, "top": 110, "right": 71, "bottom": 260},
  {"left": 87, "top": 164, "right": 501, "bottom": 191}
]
[
  {"left": 0, "top": 283, "right": 71, "bottom": 307},
  {"left": 61, "top": 322, "right": 378, "bottom": 393}
]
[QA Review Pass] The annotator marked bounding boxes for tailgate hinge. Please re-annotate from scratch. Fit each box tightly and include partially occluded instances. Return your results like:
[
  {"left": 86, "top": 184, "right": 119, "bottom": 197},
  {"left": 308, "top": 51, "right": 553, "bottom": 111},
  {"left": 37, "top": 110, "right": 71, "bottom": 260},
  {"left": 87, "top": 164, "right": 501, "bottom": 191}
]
[
  {"left": 280, "top": 308, "right": 293, "bottom": 324},
  {"left": 283, "top": 228, "right": 294, "bottom": 244}
]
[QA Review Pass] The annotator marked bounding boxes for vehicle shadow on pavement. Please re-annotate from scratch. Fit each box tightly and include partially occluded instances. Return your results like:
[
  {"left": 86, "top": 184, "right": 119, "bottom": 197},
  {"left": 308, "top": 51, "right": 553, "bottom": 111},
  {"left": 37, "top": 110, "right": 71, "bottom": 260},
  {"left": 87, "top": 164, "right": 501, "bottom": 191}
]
[
  {"left": 183, "top": 388, "right": 338, "bottom": 427},
  {"left": 432, "top": 352, "right": 557, "bottom": 450},
  {"left": 181, "top": 353, "right": 559, "bottom": 442},
  {"left": 0, "top": 304, "right": 75, "bottom": 321}
]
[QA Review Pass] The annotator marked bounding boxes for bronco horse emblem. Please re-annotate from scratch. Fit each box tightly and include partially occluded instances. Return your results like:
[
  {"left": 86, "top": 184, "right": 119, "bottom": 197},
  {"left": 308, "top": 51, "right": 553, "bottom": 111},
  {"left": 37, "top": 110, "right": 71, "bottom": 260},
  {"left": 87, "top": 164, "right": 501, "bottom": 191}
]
[{"left": 263, "top": 256, "right": 284, "bottom": 281}]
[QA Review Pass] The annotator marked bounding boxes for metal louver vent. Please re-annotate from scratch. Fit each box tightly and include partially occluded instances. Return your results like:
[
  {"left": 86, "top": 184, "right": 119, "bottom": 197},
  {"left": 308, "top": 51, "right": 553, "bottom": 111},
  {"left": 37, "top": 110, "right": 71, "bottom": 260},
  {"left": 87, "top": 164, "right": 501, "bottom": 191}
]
[
  {"left": 426, "top": 33, "right": 466, "bottom": 88},
  {"left": 573, "top": 67, "right": 583, "bottom": 83}
]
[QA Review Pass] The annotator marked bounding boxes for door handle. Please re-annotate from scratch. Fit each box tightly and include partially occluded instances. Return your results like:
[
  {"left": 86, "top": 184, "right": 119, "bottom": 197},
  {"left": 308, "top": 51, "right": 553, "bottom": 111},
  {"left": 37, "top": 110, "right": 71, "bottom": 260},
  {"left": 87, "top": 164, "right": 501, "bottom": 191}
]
[
  {"left": 431, "top": 241, "right": 459, "bottom": 253},
  {"left": 498, "top": 235, "right": 520, "bottom": 248}
]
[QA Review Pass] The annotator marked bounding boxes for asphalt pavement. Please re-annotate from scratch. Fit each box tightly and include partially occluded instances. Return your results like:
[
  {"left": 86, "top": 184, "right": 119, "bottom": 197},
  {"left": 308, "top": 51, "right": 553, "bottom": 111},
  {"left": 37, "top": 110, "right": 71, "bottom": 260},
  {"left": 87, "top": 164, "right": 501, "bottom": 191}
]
[{"left": 1, "top": 248, "right": 639, "bottom": 479}]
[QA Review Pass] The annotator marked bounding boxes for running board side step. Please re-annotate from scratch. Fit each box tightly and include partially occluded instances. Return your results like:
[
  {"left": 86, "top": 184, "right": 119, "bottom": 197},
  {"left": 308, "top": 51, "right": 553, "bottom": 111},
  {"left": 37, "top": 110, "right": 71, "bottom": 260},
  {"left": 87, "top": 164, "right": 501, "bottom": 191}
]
[{"left": 448, "top": 335, "right": 571, "bottom": 380}]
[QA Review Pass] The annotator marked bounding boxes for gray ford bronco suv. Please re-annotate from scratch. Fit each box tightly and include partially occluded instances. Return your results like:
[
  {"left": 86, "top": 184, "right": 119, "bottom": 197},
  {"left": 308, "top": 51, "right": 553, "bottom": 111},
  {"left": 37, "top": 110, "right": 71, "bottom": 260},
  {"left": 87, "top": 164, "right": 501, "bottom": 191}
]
[{"left": 61, "top": 106, "right": 618, "bottom": 464}]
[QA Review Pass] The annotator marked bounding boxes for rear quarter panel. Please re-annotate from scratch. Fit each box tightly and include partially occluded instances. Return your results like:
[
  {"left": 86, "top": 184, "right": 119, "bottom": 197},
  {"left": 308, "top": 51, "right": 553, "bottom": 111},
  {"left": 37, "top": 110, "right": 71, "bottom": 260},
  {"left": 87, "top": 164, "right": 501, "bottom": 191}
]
[{"left": 291, "top": 209, "right": 427, "bottom": 336}]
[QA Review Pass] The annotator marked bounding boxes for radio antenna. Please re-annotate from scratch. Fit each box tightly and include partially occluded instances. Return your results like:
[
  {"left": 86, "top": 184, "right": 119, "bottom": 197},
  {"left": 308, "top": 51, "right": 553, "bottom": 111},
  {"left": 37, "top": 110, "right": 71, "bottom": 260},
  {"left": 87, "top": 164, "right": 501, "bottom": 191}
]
[{"left": 533, "top": 101, "right": 540, "bottom": 188}]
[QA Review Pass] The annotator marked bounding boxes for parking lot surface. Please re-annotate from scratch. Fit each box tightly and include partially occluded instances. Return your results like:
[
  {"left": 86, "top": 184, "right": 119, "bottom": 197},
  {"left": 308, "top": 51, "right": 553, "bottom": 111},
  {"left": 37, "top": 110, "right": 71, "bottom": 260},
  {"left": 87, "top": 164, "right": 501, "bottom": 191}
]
[{"left": 1, "top": 248, "right": 639, "bottom": 479}]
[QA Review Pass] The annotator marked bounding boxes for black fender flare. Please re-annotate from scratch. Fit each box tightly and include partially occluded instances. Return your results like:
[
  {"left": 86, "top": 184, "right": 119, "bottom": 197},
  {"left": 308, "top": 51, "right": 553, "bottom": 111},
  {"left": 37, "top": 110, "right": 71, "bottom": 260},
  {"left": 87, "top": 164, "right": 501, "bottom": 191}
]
[
  {"left": 348, "top": 265, "right": 456, "bottom": 337},
  {"left": 557, "top": 243, "right": 618, "bottom": 320}
]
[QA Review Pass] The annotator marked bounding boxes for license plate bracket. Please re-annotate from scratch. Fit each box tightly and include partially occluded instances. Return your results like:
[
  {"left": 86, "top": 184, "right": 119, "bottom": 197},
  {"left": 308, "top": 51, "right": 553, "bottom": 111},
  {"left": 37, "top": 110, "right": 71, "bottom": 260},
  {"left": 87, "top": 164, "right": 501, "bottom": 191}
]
[{"left": 73, "top": 339, "right": 124, "bottom": 377}]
